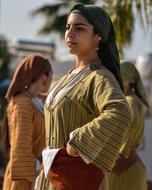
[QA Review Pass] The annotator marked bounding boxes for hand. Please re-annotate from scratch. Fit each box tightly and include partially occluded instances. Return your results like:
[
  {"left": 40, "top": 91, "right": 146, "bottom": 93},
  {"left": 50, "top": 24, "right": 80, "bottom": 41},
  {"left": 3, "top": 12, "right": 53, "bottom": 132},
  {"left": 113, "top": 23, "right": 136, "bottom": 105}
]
[{"left": 66, "top": 144, "right": 80, "bottom": 157}]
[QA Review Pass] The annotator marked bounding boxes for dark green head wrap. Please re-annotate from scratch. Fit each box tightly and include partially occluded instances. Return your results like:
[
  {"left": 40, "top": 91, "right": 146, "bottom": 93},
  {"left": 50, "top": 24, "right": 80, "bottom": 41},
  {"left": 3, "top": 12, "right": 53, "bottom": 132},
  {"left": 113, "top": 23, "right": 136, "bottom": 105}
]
[
  {"left": 120, "top": 60, "right": 149, "bottom": 107},
  {"left": 69, "top": 4, "right": 123, "bottom": 91}
]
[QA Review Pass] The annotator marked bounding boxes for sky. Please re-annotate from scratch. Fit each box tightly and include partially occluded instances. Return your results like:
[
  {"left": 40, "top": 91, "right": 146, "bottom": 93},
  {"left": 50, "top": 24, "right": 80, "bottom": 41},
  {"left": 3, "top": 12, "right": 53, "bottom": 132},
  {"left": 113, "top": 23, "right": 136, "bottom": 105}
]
[
  {"left": 0, "top": 0, "right": 152, "bottom": 60},
  {"left": 0, "top": 0, "right": 54, "bottom": 41}
]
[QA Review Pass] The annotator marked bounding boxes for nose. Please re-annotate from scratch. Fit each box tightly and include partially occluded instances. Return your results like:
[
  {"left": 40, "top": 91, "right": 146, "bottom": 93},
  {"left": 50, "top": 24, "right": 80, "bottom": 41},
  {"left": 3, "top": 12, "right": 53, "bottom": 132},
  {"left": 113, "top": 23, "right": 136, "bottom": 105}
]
[{"left": 66, "top": 26, "right": 74, "bottom": 38}]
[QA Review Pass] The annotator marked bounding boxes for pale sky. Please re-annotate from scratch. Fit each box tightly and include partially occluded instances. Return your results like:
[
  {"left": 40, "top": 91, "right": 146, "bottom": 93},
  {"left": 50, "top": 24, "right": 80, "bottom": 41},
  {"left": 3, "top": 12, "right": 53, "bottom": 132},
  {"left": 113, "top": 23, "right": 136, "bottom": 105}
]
[
  {"left": 0, "top": 0, "right": 54, "bottom": 40},
  {"left": 1, "top": 0, "right": 152, "bottom": 60}
]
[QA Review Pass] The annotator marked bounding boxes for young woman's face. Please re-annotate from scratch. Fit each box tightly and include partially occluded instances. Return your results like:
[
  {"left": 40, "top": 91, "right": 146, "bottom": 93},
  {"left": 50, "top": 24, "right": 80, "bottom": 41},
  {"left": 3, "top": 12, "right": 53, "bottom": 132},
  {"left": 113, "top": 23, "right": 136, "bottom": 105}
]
[
  {"left": 65, "top": 13, "right": 99, "bottom": 57},
  {"left": 40, "top": 71, "right": 52, "bottom": 93}
]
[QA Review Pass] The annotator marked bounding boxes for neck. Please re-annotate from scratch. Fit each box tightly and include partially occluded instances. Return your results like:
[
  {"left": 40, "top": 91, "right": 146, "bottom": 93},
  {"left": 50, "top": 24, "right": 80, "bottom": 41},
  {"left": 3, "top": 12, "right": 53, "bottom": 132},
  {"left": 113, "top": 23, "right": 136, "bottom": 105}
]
[{"left": 75, "top": 54, "right": 99, "bottom": 69}]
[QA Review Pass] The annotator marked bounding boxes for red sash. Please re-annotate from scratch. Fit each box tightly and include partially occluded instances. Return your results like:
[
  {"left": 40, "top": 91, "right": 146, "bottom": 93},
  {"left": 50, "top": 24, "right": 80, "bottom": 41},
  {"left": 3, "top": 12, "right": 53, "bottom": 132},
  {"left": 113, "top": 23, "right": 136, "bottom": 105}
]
[{"left": 48, "top": 148, "right": 104, "bottom": 190}]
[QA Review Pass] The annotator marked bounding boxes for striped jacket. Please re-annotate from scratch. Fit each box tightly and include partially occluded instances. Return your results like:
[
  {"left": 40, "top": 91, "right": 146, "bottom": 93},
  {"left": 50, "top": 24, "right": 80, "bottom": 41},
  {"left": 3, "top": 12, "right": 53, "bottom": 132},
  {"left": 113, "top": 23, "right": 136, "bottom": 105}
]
[
  {"left": 45, "top": 66, "right": 131, "bottom": 173},
  {"left": 3, "top": 92, "right": 45, "bottom": 190}
]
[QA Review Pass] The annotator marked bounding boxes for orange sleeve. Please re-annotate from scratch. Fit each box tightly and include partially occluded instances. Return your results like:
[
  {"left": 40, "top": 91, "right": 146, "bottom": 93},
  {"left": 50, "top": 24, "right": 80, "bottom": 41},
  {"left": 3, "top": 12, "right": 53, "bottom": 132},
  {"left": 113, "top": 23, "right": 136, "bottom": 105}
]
[{"left": 10, "top": 97, "right": 36, "bottom": 182}]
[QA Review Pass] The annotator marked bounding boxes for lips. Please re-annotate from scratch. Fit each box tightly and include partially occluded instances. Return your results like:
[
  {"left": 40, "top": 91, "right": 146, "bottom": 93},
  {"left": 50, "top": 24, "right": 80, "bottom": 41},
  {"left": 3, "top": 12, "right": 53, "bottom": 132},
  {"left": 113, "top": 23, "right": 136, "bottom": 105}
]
[{"left": 67, "top": 41, "right": 77, "bottom": 46}]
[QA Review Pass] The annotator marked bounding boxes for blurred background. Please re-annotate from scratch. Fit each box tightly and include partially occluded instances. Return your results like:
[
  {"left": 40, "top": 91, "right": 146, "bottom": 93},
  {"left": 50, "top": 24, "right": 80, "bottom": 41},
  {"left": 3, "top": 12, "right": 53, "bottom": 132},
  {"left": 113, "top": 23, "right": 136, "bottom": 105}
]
[{"left": 0, "top": 0, "right": 152, "bottom": 189}]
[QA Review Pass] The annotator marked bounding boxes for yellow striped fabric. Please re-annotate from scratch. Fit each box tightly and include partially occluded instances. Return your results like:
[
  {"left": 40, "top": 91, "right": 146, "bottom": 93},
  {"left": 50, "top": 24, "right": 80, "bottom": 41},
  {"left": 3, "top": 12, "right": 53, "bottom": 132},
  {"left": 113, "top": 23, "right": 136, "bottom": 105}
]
[
  {"left": 108, "top": 93, "right": 147, "bottom": 190},
  {"left": 68, "top": 69, "right": 131, "bottom": 172},
  {"left": 45, "top": 67, "right": 131, "bottom": 174},
  {"left": 109, "top": 161, "right": 147, "bottom": 190}
]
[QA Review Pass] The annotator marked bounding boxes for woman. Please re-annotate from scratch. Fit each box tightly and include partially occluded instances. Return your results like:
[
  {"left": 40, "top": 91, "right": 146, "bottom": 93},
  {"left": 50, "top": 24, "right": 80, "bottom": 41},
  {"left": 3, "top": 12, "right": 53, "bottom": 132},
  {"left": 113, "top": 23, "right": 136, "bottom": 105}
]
[
  {"left": 42, "top": 4, "right": 131, "bottom": 190},
  {"left": 109, "top": 60, "right": 148, "bottom": 190},
  {"left": 2, "top": 55, "right": 52, "bottom": 190}
]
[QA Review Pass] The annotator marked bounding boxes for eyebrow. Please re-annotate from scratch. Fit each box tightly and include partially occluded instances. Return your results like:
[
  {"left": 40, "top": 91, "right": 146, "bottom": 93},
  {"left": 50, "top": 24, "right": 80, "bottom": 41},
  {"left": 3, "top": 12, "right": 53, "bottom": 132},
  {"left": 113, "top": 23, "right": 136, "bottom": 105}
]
[{"left": 66, "top": 23, "right": 88, "bottom": 26}]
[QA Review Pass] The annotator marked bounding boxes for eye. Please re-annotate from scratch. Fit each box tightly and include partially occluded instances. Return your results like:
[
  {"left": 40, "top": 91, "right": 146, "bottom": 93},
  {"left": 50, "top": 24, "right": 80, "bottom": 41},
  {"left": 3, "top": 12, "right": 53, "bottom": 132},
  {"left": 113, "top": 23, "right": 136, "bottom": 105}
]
[
  {"left": 66, "top": 25, "right": 70, "bottom": 31},
  {"left": 65, "top": 25, "right": 86, "bottom": 32},
  {"left": 76, "top": 26, "right": 85, "bottom": 31}
]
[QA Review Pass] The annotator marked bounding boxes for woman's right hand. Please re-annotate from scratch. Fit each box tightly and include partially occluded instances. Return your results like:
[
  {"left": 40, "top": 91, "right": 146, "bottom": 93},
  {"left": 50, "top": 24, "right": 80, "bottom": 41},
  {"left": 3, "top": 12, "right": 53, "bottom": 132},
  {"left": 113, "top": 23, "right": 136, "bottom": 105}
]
[{"left": 66, "top": 143, "right": 80, "bottom": 157}]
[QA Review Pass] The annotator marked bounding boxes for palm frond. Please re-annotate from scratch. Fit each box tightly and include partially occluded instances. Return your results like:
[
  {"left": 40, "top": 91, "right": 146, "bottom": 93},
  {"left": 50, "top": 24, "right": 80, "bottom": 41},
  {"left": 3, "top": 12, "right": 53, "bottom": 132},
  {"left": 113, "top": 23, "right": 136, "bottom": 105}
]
[{"left": 37, "top": 15, "right": 67, "bottom": 36}]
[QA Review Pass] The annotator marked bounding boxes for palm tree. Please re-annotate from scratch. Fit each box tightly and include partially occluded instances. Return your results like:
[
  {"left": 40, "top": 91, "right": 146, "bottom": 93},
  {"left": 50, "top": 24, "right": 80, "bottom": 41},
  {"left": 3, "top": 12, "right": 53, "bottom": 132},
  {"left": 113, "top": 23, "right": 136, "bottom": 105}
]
[
  {"left": 0, "top": 36, "right": 11, "bottom": 177},
  {"left": 31, "top": 0, "right": 152, "bottom": 56},
  {"left": 104, "top": 0, "right": 152, "bottom": 56},
  {"left": 31, "top": 0, "right": 97, "bottom": 36},
  {"left": 0, "top": 35, "right": 11, "bottom": 119}
]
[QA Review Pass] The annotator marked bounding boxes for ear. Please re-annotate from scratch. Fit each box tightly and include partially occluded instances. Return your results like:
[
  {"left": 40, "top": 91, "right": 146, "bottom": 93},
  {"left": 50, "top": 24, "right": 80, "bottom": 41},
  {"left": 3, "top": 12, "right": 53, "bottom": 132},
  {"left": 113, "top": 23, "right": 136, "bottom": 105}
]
[
  {"left": 96, "top": 34, "right": 102, "bottom": 42},
  {"left": 95, "top": 35, "right": 102, "bottom": 49},
  {"left": 95, "top": 35, "right": 102, "bottom": 47}
]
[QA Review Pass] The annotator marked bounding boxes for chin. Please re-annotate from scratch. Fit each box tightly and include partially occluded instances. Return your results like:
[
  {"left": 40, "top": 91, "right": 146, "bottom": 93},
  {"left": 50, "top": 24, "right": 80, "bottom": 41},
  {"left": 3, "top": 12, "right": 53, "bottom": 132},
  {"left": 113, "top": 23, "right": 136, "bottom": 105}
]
[{"left": 68, "top": 48, "right": 77, "bottom": 55}]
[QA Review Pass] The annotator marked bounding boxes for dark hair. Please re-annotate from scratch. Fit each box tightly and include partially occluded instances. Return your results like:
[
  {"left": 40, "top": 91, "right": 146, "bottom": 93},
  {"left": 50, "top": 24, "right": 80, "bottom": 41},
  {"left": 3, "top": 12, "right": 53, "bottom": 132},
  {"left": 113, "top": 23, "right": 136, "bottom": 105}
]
[{"left": 97, "top": 40, "right": 124, "bottom": 91}]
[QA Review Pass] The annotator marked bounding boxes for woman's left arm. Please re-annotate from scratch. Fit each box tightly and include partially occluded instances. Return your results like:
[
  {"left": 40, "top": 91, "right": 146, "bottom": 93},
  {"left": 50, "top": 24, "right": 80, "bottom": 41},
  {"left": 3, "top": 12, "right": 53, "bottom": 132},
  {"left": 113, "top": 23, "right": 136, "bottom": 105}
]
[
  {"left": 11, "top": 98, "right": 36, "bottom": 182},
  {"left": 68, "top": 73, "right": 131, "bottom": 172}
]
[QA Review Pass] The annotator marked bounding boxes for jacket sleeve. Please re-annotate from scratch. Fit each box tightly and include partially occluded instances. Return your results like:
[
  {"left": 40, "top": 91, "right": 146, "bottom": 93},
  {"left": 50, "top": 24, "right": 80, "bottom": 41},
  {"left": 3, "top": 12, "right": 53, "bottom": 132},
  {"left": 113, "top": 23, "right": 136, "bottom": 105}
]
[
  {"left": 10, "top": 98, "right": 36, "bottom": 182},
  {"left": 69, "top": 73, "right": 131, "bottom": 173}
]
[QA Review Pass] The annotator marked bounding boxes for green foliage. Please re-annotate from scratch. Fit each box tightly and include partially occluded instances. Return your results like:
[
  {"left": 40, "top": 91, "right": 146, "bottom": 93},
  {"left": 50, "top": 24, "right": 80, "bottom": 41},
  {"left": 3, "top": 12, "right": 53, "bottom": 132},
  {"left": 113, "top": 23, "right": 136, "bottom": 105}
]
[
  {"left": 0, "top": 36, "right": 10, "bottom": 176},
  {"left": 0, "top": 36, "right": 11, "bottom": 82},
  {"left": 104, "top": 0, "right": 152, "bottom": 56},
  {"left": 104, "top": 1, "right": 134, "bottom": 57},
  {"left": 31, "top": 0, "right": 96, "bottom": 36},
  {"left": 0, "top": 36, "right": 10, "bottom": 120}
]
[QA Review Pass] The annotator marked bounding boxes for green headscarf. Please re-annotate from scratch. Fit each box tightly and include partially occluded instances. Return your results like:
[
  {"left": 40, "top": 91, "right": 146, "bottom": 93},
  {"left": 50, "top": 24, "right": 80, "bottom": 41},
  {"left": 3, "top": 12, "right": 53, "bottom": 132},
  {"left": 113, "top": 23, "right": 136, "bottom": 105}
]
[
  {"left": 120, "top": 60, "right": 149, "bottom": 107},
  {"left": 69, "top": 4, "right": 123, "bottom": 91}
]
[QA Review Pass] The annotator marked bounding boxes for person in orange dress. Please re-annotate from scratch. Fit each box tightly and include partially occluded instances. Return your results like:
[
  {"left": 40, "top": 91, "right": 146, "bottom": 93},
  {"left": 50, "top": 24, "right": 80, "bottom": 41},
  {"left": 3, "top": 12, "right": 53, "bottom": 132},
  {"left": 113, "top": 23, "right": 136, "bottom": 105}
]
[{"left": 2, "top": 55, "right": 52, "bottom": 190}]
